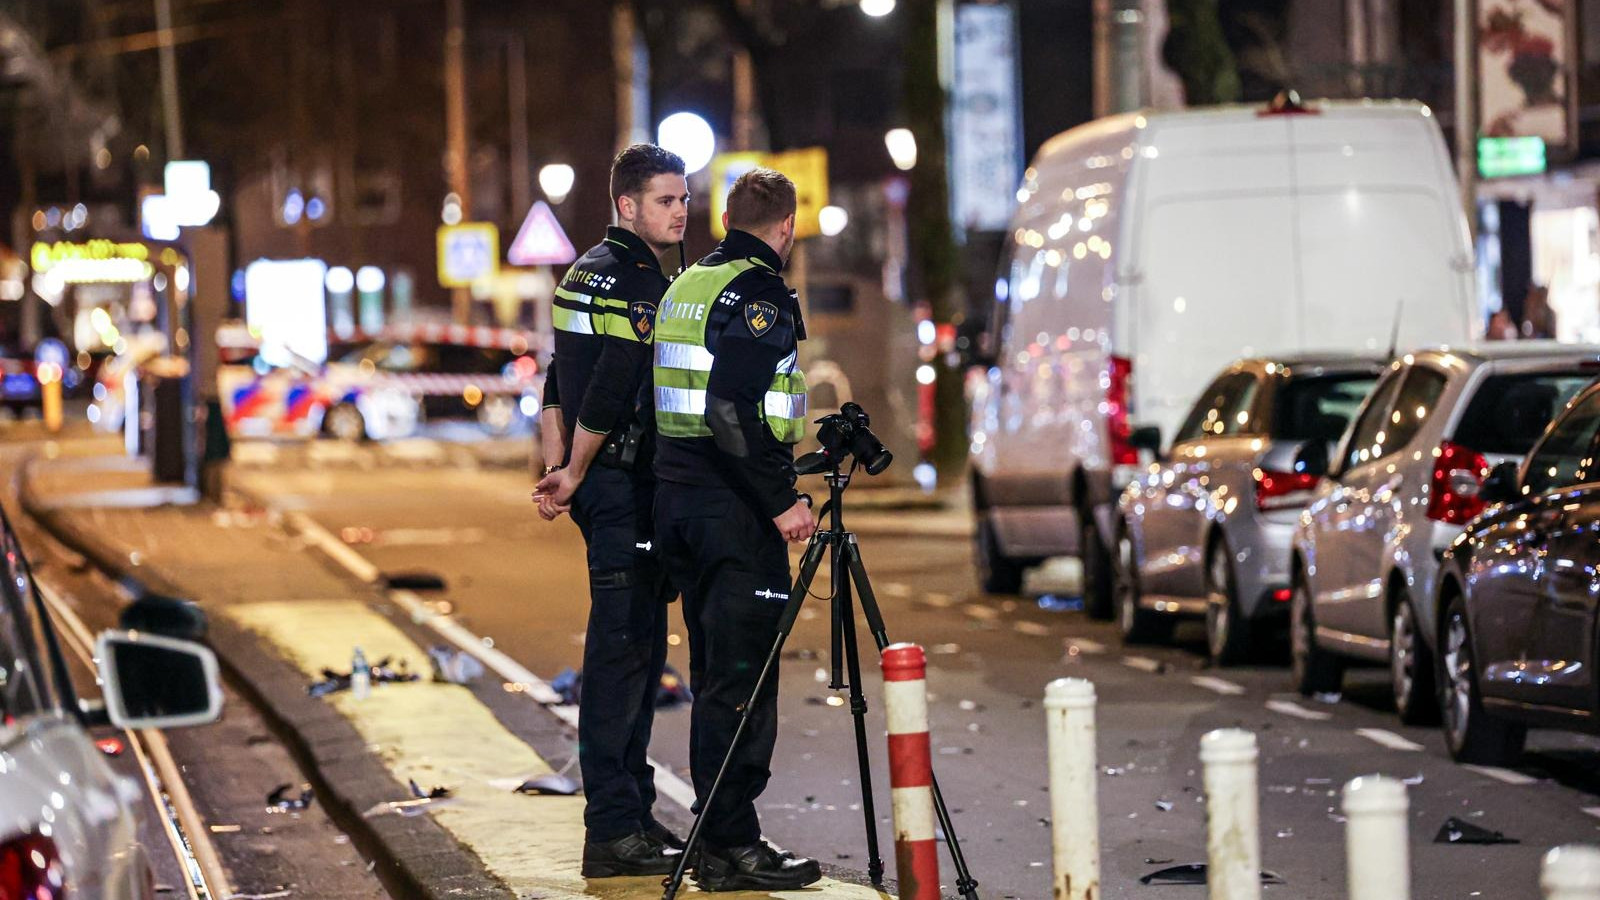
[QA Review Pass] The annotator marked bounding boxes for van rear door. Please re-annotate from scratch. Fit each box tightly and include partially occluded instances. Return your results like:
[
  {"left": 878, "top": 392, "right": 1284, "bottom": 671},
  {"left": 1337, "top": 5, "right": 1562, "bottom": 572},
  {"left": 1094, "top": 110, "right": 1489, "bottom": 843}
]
[
  {"left": 1291, "top": 112, "right": 1475, "bottom": 352},
  {"left": 1130, "top": 114, "right": 1297, "bottom": 440}
]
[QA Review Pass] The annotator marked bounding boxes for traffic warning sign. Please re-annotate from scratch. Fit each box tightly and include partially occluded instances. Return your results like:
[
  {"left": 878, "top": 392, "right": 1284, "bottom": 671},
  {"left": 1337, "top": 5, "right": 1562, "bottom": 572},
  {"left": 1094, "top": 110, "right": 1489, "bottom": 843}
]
[{"left": 507, "top": 201, "right": 577, "bottom": 266}]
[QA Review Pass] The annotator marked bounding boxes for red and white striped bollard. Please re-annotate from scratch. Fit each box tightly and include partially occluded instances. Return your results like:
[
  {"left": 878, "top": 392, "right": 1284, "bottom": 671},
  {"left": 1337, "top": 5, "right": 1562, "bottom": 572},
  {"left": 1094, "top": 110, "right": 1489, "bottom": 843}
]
[{"left": 883, "top": 642, "right": 940, "bottom": 900}]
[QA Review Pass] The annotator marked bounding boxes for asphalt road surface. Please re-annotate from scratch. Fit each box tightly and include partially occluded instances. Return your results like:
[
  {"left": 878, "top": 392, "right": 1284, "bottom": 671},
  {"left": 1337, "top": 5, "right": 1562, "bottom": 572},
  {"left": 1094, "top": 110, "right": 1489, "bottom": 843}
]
[{"left": 226, "top": 442, "right": 1600, "bottom": 899}]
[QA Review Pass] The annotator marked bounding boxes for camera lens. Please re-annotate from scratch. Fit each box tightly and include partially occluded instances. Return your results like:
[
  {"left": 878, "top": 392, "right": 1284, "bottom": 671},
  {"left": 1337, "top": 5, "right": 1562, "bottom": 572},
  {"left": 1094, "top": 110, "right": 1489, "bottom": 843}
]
[{"left": 849, "top": 429, "right": 893, "bottom": 476}]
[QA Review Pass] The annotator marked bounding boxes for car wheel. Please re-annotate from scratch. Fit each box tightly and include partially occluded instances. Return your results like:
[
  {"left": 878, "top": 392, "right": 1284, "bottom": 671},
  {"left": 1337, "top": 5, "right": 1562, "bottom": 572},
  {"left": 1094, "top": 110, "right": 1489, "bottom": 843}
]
[
  {"left": 1290, "top": 569, "right": 1344, "bottom": 696},
  {"left": 1205, "top": 536, "right": 1252, "bottom": 666},
  {"left": 1115, "top": 523, "right": 1173, "bottom": 644},
  {"left": 323, "top": 403, "right": 367, "bottom": 442},
  {"left": 1391, "top": 593, "right": 1437, "bottom": 725},
  {"left": 1082, "top": 511, "right": 1114, "bottom": 620},
  {"left": 975, "top": 513, "right": 1025, "bottom": 595},
  {"left": 477, "top": 395, "right": 518, "bottom": 435},
  {"left": 1439, "top": 592, "right": 1526, "bottom": 765}
]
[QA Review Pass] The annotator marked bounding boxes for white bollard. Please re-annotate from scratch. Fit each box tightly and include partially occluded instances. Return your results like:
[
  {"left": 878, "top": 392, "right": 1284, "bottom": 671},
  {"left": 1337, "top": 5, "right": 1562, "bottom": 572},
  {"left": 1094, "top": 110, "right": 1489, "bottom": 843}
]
[
  {"left": 1543, "top": 845, "right": 1600, "bottom": 900},
  {"left": 1200, "top": 728, "right": 1261, "bottom": 900},
  {"left": 1045, "top": 678, "right": 1099, "bottom": 900},
  {"left": 1343, "top": 776, "right": 1410, "bottom": 900}
]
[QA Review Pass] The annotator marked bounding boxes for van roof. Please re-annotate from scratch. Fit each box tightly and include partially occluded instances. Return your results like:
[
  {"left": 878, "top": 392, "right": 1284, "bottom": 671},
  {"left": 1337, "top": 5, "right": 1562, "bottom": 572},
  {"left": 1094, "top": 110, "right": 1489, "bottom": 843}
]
[{"left": 1034, "top": 99, "right": 1435, "bottom": 163}]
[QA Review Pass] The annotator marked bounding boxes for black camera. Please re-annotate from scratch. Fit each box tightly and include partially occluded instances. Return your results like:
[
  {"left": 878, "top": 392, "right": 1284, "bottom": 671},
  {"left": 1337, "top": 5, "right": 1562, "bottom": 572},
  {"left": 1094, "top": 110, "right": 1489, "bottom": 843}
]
[{"left": 796, "top": 402, "right": 893, "bottom": 476}]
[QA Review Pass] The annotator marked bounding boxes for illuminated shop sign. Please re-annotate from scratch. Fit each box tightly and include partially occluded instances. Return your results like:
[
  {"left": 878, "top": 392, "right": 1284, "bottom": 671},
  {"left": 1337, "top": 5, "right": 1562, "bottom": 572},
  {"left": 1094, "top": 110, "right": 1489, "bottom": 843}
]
[
  {"left": 1478, "top": 136, "right": 1547, "bottom": 179},
  {"left": 30, "top": 240, "right": 155, "bottom": 284}
]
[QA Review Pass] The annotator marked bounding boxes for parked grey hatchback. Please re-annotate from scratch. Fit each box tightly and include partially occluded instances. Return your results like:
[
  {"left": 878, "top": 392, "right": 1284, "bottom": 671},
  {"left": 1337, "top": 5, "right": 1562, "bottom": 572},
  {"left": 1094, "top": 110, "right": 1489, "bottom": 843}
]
[
  {"left": 1290, "top": 343, "right": 1600, "bottom": 724},
  {"left": 1115, "top": 355, "right": 1383, "bottom": 664}
]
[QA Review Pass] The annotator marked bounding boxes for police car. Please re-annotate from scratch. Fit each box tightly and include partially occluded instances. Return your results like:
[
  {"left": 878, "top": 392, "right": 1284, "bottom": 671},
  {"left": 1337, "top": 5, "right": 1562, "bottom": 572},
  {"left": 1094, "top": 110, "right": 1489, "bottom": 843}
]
[
  {"left": 0, "top": 345, "right": 41, "bottom": 417},
  {"left": 217, "top": 325, "right": 545, "bottom": 441}
]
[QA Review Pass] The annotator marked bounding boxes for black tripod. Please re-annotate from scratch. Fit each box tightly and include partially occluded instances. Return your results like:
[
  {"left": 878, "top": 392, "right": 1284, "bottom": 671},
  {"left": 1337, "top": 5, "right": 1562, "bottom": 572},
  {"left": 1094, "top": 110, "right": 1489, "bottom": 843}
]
[{"left": 662, "top": 462, "right": 981, "bottom": 900}]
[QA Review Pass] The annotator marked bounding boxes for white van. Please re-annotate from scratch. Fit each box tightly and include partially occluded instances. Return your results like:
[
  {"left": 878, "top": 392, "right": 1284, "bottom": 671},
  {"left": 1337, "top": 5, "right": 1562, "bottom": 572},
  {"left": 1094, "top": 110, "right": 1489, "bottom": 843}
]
[{"left": 968, "top": 97, "right": 1477, "bottom": 609}]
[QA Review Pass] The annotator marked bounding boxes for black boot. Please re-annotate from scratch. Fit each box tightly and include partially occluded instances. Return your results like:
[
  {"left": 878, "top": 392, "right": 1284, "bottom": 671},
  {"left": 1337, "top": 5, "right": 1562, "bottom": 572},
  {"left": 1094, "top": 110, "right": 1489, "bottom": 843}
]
[
  {"left": 692, "top": 841, "right": 821, "bottom": 892},
  {"left": 643, "top": 820, "right": 686, "bottom": 851},
  {"left": 582, "top": 831, "right": 682, "bottom": 878}
]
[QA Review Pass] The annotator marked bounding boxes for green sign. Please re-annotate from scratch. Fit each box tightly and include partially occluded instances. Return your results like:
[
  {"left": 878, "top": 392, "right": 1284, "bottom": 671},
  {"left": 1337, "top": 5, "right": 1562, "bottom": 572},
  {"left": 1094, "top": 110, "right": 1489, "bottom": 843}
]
[{"left": 1478, "top": 136, "right": 1547, "bottom": 179}]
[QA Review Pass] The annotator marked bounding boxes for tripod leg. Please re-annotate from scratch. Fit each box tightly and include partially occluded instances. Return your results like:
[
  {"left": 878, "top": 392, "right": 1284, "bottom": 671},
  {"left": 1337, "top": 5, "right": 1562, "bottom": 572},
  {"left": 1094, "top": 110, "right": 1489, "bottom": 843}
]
[
  {"left": 838, "top": 544, "right": 851, "bottom": 682},
  {"left": 842, "top": 536, "right": 982, "bottom": 899},
  {"left": 843, "top": 535, "right": 890, "bottom": 650},
  {"left": 663, "top": 535, "right": 828, "bottom": 900},
  {"left": 781, "top": 532, "right": 830, "bottom": 631},
  {"left": 835, "top": 549, "right": 885, "bottom": 886}
]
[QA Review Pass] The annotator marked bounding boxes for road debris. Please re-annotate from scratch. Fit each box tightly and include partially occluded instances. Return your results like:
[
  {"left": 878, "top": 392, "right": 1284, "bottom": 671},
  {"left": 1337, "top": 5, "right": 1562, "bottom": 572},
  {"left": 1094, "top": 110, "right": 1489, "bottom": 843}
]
[
  {"left": 513, "top": 773, "right": 581, "bottom": 796},
  {"left": 383, "top": 570, "right": 448, "bottom": 591},
  {"left": 363, "top": 795, "right": 459, "bottom": 818},
  {"left": 266, "top": 783, "right": 314, "bottom": 812},
  {"left": 656, "top": 664, "right": 693, "bottom": 707},
  {"left": 1434, "top": 816, "right": 1520, "bottom": 845},
  {"left": 408, "top": 779, "right": 452, "bottom": 800},
  {"left": 1037, "top": 594, "right": 1083, "bottom": 612},
  {"left": 427, "top": 644, "right": 485, "bottom": 684},
  {"left": 1139, "top": 863, "right": 1285, "bottom": 885},
  {"left": 307, "top": 655, "right": 418, "bottom": 696}
]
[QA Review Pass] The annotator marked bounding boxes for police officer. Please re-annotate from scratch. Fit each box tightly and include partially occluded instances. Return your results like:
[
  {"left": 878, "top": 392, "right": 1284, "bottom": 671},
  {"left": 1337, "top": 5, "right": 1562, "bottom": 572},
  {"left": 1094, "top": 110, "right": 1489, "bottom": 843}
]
[
  {"left": 652, "top": 168, "right": 821, "bottom": 891},
  {"left": 533, "top": 144, "right": 687, "bottom": 876}
]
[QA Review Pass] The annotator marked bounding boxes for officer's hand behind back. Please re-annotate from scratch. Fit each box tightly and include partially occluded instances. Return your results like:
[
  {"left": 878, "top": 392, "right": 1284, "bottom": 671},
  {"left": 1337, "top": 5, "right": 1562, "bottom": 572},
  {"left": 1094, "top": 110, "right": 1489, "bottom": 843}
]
[{"left": 773, "top": 500, "right": 817, "bottom": 543}]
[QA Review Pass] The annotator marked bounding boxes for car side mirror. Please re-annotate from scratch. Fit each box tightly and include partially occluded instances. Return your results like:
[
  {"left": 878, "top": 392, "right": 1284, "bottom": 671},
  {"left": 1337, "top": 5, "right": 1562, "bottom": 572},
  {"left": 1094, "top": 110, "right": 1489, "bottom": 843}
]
[
  {"left": 1480, "top": 460, "right": 1520, "bottom": 505},
  {"left": 95, "top": 630, "right": 223, "bottom": 729},
  {"left": 1292, "top": 440, "right": 1331, "bottom": 478},
  {"left": 1129, "top": 426, "right": 1162, "bottom": 454}
]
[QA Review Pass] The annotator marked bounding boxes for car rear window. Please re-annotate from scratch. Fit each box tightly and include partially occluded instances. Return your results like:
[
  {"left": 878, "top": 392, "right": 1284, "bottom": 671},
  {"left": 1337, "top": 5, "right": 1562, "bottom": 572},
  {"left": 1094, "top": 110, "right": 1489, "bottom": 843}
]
[
  {"left": 1271, "top": 374, "right": 1378, "bottom": 443},
  {"left": 1452, "top": 372, "right": 1597, "bottom": 455}
]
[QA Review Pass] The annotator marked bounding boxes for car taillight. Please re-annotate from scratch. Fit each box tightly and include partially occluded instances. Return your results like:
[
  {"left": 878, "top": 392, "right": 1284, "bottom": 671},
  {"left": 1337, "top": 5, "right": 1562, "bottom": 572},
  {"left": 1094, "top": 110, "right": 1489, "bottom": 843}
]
[
  {"left": 1254, "top": 468, "right": 1321, "bottom": 511},
  {"left": 1107, "top": 356, "right": 1136, "bottom": 465},
  {"left": 1427, "top": 441, "right": 1490, "bottom": 524},
  {"left": 0, "top": 832, "right": 68, "bottom": 899}
]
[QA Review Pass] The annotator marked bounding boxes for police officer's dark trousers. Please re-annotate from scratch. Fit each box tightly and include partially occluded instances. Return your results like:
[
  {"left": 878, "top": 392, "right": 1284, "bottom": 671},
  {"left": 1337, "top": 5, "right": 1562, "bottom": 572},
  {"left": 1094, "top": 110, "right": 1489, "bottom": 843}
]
[
  {"left": 569, "top": 465, "right": 672, "bottom": 842},
  {"left": 654, "top": 482, "right": 791, "bottom": 848}
]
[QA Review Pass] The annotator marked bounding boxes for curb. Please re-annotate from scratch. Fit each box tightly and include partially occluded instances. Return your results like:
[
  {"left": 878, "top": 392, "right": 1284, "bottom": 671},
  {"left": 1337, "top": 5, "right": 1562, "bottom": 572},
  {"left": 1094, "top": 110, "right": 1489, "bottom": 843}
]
[{"left": 18, "top": 458, "right": 516, "bottom": 900}]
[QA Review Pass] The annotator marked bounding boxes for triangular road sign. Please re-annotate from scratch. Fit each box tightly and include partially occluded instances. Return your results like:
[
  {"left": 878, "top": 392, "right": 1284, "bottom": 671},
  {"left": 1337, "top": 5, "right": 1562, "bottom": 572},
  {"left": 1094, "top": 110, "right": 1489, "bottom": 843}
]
[{"left": 507, "top": 200, "right": 577, "bottom": 266}]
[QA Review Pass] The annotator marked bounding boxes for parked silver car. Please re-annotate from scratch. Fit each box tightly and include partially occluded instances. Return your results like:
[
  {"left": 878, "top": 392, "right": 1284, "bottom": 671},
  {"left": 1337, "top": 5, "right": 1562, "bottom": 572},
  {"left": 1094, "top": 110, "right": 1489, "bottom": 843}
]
[
  {"left": 1115, "top": 355, "right": 1382, "bottom": 663},
  {"left": 0, "top": 509, "right": 223, "bottom": 899},
  {"left": 1290, "top": 343, "right": 1600, "bottom": 722}
]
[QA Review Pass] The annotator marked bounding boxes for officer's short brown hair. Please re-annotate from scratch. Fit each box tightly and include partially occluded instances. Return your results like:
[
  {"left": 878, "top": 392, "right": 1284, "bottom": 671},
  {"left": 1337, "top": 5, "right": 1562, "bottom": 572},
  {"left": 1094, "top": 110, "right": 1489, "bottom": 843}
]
[
  {"left": 610, "top": 144, "right": 685, "bottom": 208},
  {"left": 726, "top": 168, "right": 797, "bottom": 232}
]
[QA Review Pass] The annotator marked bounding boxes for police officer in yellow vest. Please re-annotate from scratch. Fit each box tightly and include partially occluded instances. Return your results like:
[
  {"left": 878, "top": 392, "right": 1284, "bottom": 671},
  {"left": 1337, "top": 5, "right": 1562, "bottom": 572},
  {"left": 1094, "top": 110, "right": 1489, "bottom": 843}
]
[{"left": 652, "top": 168, "right": 821, "bottom": 891}]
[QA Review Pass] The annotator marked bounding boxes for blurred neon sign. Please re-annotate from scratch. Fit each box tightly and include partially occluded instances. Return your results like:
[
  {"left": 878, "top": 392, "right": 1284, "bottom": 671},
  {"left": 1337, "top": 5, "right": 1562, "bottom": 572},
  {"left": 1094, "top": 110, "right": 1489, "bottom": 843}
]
[{"left": 30, "top": 240, "right": 155, "bottom": 284}]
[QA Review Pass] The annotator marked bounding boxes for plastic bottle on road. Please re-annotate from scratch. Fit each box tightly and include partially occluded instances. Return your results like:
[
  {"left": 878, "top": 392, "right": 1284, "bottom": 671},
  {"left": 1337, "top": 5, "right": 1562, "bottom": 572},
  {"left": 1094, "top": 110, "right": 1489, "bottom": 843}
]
[{"left": 351, "top": 647, "right": 371, "bottom": 700}]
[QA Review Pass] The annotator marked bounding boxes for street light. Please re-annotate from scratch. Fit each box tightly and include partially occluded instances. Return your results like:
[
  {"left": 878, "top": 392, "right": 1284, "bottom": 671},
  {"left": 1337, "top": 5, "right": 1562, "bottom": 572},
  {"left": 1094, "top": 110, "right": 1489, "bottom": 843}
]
[
  {"left": 819, "top": 205, "right": 849, "bottom": 237},
  {"left": 860, "top": 0, "right": 895, "bottom": 16},
  {"left": 885, "top": 128, "right": 917, "bottom": 171},
  {"left": 539, "top": 164, "right": 576, "bottom": 204},
  {"left": 356, "top": 266, "right": 386, "bottom": 294},
  {"left": 325, "top": 266, "right": 355, "bottom": 295},
  {"left": 657, "top": 112, "right": 717, "bottom": 175}
]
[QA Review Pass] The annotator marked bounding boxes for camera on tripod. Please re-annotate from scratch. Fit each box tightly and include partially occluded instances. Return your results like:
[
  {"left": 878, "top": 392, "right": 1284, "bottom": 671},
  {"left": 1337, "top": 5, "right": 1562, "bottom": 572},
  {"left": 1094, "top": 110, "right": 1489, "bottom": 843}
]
[
  {"left": 795, "top": 402, "right": 893, "bottom": 476},
  {"left": 663, "top": 406, "right": 981, "bottom": 900}
]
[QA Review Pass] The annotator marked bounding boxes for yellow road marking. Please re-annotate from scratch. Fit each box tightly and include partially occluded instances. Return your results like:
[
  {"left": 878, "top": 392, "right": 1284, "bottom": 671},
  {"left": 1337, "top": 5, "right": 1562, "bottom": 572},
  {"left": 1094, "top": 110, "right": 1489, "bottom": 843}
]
[{"left": 228, "top": 600, "right": 889, "bottom": 899}]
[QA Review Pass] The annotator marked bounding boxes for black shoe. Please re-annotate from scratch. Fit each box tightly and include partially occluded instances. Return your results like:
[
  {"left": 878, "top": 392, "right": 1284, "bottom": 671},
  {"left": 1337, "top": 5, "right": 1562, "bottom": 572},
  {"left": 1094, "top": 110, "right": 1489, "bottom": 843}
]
[
  {"left": 643, "top": 820, "right": 686, "bottom": 851},
  {"left": 582, "top": 831, "right": 682, "bottom": 878},
  {"left": 692, "top": 841, "right": 821, "bottom": 892}
]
